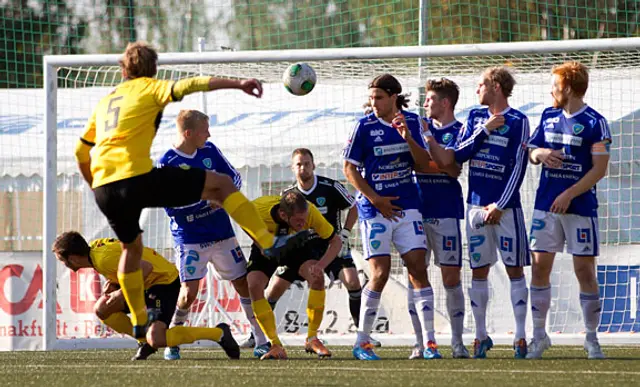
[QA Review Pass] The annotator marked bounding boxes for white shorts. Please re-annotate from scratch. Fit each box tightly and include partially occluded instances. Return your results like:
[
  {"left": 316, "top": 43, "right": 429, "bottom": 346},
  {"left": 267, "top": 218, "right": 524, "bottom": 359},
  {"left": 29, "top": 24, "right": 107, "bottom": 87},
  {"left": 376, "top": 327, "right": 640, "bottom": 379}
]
[
  {"left": 466, "top": 205, "right": 530, "bottom": 269},
  {"left": 423, "top": 218, "right": 463, "bottom": 267},
  {"left": 529, "top": 210, "right": 600, "bottom": 256},
  {"left": 175, "top": 237, "right": 247, "bottom": 282},
  {"left": 360, "top": 209, "right": 427, "bottom": 259}
]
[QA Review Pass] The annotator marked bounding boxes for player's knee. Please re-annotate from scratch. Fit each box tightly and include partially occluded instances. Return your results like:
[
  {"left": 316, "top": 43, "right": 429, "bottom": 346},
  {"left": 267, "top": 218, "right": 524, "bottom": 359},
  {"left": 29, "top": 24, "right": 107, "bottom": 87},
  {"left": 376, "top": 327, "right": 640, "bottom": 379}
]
[
  {"left": 94, "top": 299, "right": 110, "bottom": 321},
  {"left": 441, "top": 268, "right": 461, "bottom": 287},
  {"left": 472, "top": 266, "right": 490, "bottom": 280},
  {"left": 180, "top": 287, "right": 198, "bottom": 308},
  {"left": 146, "top": 323, "right": 167, "bottom": 348},
  {"left": 506, "top": 266, "right": 524, "bottom": 279},
  {"left": 574, "top": 261, "right": 596, "bottom": 284},
  {"left": 231, "top": 277, "right": 250, "bottom": 298}
]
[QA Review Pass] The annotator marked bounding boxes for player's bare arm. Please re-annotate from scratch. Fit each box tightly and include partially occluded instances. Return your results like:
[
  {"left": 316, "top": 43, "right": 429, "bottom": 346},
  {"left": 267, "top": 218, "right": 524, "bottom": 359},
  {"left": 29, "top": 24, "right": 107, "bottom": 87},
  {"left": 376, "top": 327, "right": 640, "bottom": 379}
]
[
  {"left": 550, "top": 149, "right": 609, "bottom": 214},
  {"left": 529, "top": 148, "right": 564, "bottom": 168},
  {"left": 343, "top": 161, "right": 401, "bottom": 220},
  {"left": 172, "top": 77, "right": 263, "bottom": 100}
]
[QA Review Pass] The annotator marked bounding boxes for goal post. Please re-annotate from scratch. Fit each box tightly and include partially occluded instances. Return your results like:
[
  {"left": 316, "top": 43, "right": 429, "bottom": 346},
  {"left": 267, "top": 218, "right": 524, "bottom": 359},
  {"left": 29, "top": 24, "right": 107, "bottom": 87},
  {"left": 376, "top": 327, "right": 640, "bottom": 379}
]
[{"left": 36, "top": 37, "right": 640, "bottom": 350}]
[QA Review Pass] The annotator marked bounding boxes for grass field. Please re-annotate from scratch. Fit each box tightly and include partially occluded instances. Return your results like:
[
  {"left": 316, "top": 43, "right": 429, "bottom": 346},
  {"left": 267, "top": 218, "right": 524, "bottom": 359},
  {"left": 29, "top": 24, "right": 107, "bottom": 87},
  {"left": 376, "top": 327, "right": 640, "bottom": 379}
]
[{"left": 1, "top": 346, "right": 639, "bottom": 386}]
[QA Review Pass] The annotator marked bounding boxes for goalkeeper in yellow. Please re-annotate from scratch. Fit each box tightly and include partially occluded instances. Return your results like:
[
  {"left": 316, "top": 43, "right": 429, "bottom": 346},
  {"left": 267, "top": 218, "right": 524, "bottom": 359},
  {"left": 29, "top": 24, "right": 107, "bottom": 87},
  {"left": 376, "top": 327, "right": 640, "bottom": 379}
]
[
  {"left": 247, "top": 191, "right": 342, "bottom": 360},
  {"left": 52, "top": 231, "right": 241, "bottom": 360},
  {"left": 74, "top": 42, "right": 306, "bottom": 339}
]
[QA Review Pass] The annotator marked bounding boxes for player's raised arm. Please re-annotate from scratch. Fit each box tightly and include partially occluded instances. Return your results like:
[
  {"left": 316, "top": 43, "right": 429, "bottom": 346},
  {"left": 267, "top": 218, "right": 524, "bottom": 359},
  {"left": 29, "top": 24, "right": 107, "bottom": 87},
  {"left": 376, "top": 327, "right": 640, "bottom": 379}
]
[
  {"left": 392, "top": 112, "right": 431, "bottom": 171},
  {"left": 170, "top": 76, "right": 263, "bottom": 102}
]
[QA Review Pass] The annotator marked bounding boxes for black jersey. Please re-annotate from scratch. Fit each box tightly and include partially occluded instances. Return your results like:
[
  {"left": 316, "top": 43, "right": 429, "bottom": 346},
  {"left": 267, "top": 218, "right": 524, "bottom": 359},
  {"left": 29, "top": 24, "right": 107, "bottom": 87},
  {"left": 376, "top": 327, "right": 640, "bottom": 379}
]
[{"left": 283, "top": 175, "right": 355, "bottom": 231}]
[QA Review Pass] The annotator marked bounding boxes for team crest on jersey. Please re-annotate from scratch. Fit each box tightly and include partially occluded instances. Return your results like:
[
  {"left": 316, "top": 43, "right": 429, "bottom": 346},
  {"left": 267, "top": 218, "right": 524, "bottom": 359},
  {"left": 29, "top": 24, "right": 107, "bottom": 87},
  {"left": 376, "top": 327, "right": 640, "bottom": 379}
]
[
  {"left": 203, "top": 158, "right": 212, "bottom": 169},
  {"left": 179, "top": 163, "right": 191, "bottom": 170},
  {"left": 442, "top": 133, "right": 454, "bottom": 144},
  {"left": 497, "top": 125, "right": 510, "bottom": 135},
  {"left": 316, "top": 197, "right": 326, "bottom": 206},
  {"left": 572, "top": 124, "right": 585, "bottom": 135}
]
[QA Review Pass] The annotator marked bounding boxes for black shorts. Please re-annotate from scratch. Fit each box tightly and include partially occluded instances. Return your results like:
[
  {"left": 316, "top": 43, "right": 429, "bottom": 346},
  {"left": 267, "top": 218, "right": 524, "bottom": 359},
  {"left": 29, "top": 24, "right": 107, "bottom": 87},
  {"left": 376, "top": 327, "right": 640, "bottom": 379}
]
[
  {"left": 122, "top": 278, "right": 180, "bottom": 327},
  {"left": 93, "top": 167, "right": 205, "bottom": 243},
  {"left": 276, "top": 237, "right": 356, "bottom": 283},
  {"left": 247, "top": 241, "right": 323, "bottom": 280}
]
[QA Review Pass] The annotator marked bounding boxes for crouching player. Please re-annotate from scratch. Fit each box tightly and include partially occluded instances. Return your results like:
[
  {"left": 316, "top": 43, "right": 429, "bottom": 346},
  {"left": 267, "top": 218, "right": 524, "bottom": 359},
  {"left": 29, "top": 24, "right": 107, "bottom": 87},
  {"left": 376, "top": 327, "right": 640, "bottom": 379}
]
[
  {"left": 52, "top": 232, "right": 240, "bottom": 360},
  {"left": 246, "top": 191, "right": 342, "bottom": 360}
]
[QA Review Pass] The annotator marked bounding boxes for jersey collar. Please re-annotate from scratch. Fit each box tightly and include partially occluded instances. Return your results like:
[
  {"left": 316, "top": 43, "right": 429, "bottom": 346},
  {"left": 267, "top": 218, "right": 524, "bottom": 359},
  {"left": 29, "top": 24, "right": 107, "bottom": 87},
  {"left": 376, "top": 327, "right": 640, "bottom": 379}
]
[
  {"left": 562, "top": 104, "right": 588, "bottom": 119},
  {"left": 432, "top": 119, "right": 459, "bottom": 130},
  {"left": 172, "top": 146, "right": 198, "bottom": 159},
  {"left": 488, "top": 106, "right": 511, "bottom": 116},
  {"left": 297, "top": 175, "right": 317, "bottom": 195}
]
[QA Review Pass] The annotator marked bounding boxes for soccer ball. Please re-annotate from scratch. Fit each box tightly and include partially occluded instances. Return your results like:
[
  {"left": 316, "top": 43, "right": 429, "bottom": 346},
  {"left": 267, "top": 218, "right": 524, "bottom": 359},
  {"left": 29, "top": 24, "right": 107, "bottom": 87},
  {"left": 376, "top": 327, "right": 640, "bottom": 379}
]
[{"left": 283, "top": 63, "right": 316, "bottom": 96}]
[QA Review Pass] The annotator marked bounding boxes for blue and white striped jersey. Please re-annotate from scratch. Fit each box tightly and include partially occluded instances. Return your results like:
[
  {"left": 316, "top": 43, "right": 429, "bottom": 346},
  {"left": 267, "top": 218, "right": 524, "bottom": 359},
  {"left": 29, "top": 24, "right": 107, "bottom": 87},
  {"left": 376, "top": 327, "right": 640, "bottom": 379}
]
[
  {"left": 157, "top": 141, "right": 241, "bottom": 244},
  {"left": 528, "top": 105, "right": 611, "bottom": 216},
  {"left": 454, "top": 107, "right": 530, "bottom": 209}
]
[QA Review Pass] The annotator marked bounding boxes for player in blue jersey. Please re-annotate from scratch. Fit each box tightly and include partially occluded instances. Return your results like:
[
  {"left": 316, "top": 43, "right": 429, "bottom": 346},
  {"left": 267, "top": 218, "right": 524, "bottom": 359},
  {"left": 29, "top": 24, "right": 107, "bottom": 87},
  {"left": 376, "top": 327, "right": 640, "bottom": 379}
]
[
  {"left": 157, "top": 110, "right": 269, "bottom": 360},
  {"left": 426, "top": 67, "right": 531, "bottom": 359},
  {"left": 343, "top": 74, "right": 430, "bottom": 360},
  {"left": 526, "top": 62, "right": 610, "bottom": 360},
  {"left": 406, "top": 78, "right": 469, "bottom": 359}
]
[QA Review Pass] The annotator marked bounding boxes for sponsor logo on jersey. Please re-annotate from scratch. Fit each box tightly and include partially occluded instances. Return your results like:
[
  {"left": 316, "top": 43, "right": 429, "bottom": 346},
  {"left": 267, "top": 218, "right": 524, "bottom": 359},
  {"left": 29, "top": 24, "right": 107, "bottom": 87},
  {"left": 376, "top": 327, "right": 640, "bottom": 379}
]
[
  {"left": 372, "top": 167, "right": 412, "bottom": 181},
  {"left": 485, "top": 135, "right": 509, "bottom": 147},
  {"left": 469, "top": 235, "right": 485, "bottom": 252},
  {"left": 442, "top": 236, "right": 457, "bottom": 251},
  {"left": 369, "top": 223, "right": 387, "bottom": 239},
  {"left": 373, "top": 143, "right": 410, "bottom": 156},
  {"left": 545, "top": 132, "right": 583, "bottom": 146},
  {"left": 558, "top": 162, "right": 582, "bottom": 172},
  {"left": 442, "top": 133, "right": 454, "bottom": 144},
  {"left": 469, "top": 159, "right": 506, "bottom": 173},
  {"left": 316, "top": 197, "right": 326, "bottom": 206},
  {"left": 179, "top": 163, "right": 191, "bottom": 170},
  {"left": 497, "top": 125, "right": 510, "bottom": 135},
  {"left": 185, "top": 250, "right": 200, "bottom": 265},
  {"left": 572, "top": 123, "right": 585, "bottom": 135},
  {"left": 203, "top": 158, "right": 212, "bottom": 168},
  {"left": 413, "top": 221, "right": 424, "bottom": 235},
  {"left": 374, "top": 136, "right": 383, "bottom": 142},
  {"left": 577, "top": 228, "right": 591, "bottom": 243},
  {"left": 500, "top": 236, "right": 513, "bottom": 252},
  {"left": 370, "top": 129, "right": 385, "bottom": 136},
  {"left": 545, "top": 117, "right": 560, "bottom": 123}
]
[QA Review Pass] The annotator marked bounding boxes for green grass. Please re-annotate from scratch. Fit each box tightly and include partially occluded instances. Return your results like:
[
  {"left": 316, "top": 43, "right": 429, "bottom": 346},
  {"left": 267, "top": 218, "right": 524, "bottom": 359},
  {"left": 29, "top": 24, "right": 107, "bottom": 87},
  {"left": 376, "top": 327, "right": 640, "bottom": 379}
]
[{"left": 1, "top": 346, "right": 639, "bottom": 386}]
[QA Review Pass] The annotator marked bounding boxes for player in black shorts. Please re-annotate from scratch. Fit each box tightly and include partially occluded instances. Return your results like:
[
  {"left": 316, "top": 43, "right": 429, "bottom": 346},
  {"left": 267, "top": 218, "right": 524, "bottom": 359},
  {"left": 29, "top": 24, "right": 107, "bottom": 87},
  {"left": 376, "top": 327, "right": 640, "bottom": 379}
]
[{"left": 246, "top": 191, "right": 342, "bottom": 360}]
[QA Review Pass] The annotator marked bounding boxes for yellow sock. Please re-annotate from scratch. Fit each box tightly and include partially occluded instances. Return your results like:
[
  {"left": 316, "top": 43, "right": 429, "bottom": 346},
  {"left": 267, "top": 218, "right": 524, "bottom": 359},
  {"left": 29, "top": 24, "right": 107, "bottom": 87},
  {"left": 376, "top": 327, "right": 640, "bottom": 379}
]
[
  {"left": 102, "top": 312, "right": 133, "bottom": 336},
  {"left": 252, "top": 298, "right": 282, "bottom": 346},
  {"left": 117, "top": 270, "right": 148, "bottom": 326},
  {"left": 307, "top": 289, "right": 325, "bottom": 339},
  {"left": 223, "top": 192, "right": 273, "bottom": 249},
  {"left": 165, "top": 326, "right": 223, "bottom": 348}
]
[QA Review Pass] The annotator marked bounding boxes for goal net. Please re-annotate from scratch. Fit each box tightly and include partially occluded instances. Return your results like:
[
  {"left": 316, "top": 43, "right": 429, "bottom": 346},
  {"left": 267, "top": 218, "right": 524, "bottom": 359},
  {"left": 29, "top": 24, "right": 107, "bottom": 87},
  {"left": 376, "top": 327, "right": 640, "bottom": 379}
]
[{"left": 1, "top": 38, "right": 639, "bottom": 350}]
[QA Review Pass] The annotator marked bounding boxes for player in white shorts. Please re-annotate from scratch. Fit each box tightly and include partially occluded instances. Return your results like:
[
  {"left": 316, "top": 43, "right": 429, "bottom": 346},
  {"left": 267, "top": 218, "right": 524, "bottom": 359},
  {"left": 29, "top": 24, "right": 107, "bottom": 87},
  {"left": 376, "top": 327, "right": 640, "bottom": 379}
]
[
  {"left": 344, "top": 74, "right": 429, "bottom": 360},
  {"left": 408, "top": 78, "right": 468, "bottom": 359},
  {"left": 526, "top": 61, "right": 611, "bottom": 360},
  {"left": 157, "top": 110, "right": 268, "bottom": 360},
  {"left": 427, "top": 67, "right": 531, "bottom": 359}
]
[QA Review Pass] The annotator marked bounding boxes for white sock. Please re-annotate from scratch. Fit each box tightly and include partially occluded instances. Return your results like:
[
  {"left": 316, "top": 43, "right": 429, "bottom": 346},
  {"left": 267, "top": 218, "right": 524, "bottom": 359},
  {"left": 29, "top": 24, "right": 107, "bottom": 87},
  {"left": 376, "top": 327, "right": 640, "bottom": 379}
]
[
  {"left": 169, "top": 308, "right": 189, "bottom": 329},
  {"left": 469, "top": 278, "right": 489, "bottom": 340},
  {"left": 510, "top": 276, "right": 528, "bottom": 341},
  {"left": 413, "top": 286, "right": 435, "bottom": 344},
  {"left": 240, "top": 296, "right": 268, "bottom": 346},
  {"left": 407, "top": 283, "right": 424, "bottom": 348},
  {"left": 580, "top": 292, "right": 601, "bottom": 342},
  {"left": 356, "top": 287, "right": 381, "bottom": 345},
  {"left": 445, "top": 283, "right": 465, "bottom": 345},
  {"left": 530, "top": 285, "right": 551, "bottom": 340}
]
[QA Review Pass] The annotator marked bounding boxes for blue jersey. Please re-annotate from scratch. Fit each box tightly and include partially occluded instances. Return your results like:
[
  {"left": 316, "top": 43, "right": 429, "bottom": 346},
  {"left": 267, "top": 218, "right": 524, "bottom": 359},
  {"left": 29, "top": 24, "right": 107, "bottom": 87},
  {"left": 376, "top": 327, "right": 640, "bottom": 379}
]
[
  {"left": 416, "top": 119, "right": 464, "bottom": 219},
  {"left": 454, "top": 107, "right": 529, "bottom": 209},
  {"left": 157, "top": 142, "right": 241, "bottom": 244},
  {"left": 528, "top": 105, "right": 611, "bottom": 216},
  {"left": 343, "top": 110, "right": 426, "bottom": 220}
]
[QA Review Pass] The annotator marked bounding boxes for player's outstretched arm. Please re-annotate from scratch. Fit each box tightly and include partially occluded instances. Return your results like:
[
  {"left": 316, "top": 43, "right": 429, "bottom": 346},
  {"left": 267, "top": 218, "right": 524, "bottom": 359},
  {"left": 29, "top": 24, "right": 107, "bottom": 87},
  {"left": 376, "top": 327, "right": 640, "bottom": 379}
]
[{"left": 172, "top": 76, "right": 262, "bottom": 101}]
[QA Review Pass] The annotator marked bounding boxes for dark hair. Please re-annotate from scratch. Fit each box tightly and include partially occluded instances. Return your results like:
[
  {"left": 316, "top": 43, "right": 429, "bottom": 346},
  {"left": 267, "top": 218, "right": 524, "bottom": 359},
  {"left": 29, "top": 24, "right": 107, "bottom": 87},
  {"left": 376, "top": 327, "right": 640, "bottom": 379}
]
[
  {"left": 119, "top": 41, "right": 158, "bottom": 79},
  {"left": 292, "top": 148, "right": 314, "bottom": 163},
  {"left": 369, "top": 74, "right": 409, "bottom": 109},
  {"left": 279, "top": 191, "right": 308, "bottom": 217},
  {"left": 425, "top": 77, "right": 460, "bottom": 110},
  {"left": 52, "top": 231, "right": 90, "bottom": 261},
  {"left": 483, "top": 66, "right": 516, "bottom": 98}
]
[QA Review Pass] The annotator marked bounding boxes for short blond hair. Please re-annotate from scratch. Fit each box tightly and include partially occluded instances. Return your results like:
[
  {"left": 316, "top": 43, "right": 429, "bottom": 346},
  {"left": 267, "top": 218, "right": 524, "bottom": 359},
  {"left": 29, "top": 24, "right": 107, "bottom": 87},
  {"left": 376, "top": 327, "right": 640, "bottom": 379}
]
[
  {"left": 176, "top": 109, "right": 209, "bottom": 132},
  {"left": 552, "top": 61, "right": 589, "bottom": 98},
  {"left": 119, "top": 41, "right": 158, "bottom": 79},
  {"left": 483, "top": 66, "right": 516, "bottom": 98}
]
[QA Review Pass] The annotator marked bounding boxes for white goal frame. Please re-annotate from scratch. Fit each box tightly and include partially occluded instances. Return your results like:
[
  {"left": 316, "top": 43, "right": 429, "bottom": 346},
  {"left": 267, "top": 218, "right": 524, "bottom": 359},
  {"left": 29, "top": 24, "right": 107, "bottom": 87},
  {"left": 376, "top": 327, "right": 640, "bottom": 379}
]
[{"left": 43, "top": 37, "right": 640, "bottom": 350}]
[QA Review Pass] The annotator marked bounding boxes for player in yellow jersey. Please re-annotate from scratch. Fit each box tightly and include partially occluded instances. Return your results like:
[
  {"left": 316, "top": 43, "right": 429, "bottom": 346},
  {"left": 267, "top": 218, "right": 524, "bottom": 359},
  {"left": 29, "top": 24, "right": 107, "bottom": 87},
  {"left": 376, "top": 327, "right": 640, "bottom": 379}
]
[
  {"left": 74, "top": 42, "right": 308, "bottom": 338},
  {"left": 52, "top": 231, "right": 241, "bottom": 360},
  {"left": 245, "top": 191, "right": 342, "bottom": 360}
]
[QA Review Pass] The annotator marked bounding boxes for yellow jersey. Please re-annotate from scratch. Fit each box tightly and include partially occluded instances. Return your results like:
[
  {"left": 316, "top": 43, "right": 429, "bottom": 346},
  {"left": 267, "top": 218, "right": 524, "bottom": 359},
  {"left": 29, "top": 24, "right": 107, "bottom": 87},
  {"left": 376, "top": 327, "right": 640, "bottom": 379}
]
[
  {"left": 251, "top": 196, "right": 335, "bottom": 239},
  {"left": 89, "top": 238, "right": 178, "bottom": 287},
  {"left": 78, "top": 77, "right": 175, "bottom": 188}
]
